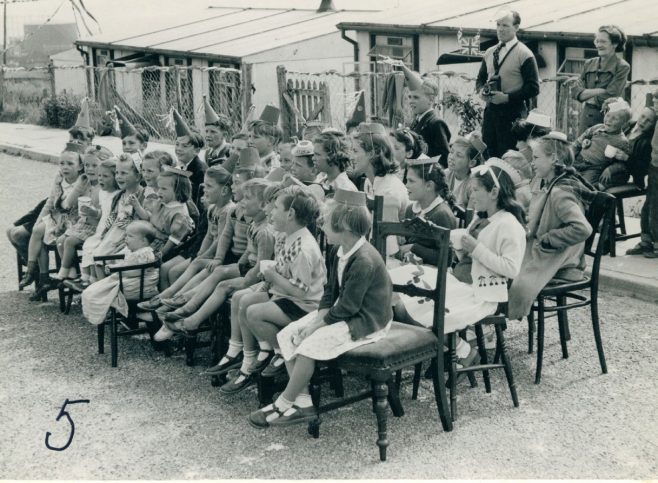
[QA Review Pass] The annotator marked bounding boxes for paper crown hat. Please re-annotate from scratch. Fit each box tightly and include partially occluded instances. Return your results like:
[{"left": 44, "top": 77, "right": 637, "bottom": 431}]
[
  {"left": 544, "top": 131, "right": 568, "bottom": 143},
  {"left": 407, "top": 154, "right": 440, "bottom": 167},
  {"left": 64, "top": 141, "right": 86, "bottom": 154},
  {"left": 526, "top": 110, "right": 552, "bottom": 129},
  {"left": 403, "top": 68, "right": 424, "bottom": 91},
  {"left": 75, "top": 98, "right": 91, "bottom": 129},
  {"left": 84, "top": 144, "right": 114, "bottom": 161},
  {"left": 162, "top": 165, "right": 192, "bottom": 177},
  {"left": 291, "top": 140, "right": 314, "bottom": 157},
  {"left": 259, "top": 104, "right": 280, "bottom": 125},
  {"left": 346, "top": 91, "right": 366, "bottom": 129},
  {"left": 357, "top": 122, "right": 387, "bottom": 136},
  {"left": 173, "top": 109, "right": 194, "bottom": 138},
  {"left": 486, "top": 157, "right": 522, "bottom": 186},
  {"left": 334, "top": 188, "right": 366, "bottom": 207},
  {"left": 203, "top": 96, "right": 220, "bottom": 125},
  {"left": 114, "top": 106, "right": 138, "bottom": 138},
  {"left": 235, "top": 147, "right": 261, "bottom": 171},
  {"left": 466, "top": 132, "right": 488, "bottom": 154}
]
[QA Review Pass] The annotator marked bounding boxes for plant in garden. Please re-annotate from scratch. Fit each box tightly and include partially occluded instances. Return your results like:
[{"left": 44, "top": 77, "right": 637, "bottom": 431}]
[
  {"left": 441, "top": 91, "right": 484, "bottom": 136},
  {"left": 41, "top": 95, "right": 81, "bottom": 129}
]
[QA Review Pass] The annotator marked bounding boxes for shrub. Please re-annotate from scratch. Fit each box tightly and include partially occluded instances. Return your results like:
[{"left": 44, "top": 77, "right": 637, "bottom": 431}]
[
  {"left": 41, "top": 95, "right": 81, "bottom": 129},
  {"left": 441, "top": 91, "right": 484, "bottom": 136}
]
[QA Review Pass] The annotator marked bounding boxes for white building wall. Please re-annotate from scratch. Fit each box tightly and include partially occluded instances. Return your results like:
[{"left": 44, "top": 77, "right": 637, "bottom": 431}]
[
  {"left": 245, "top": 32, "right": 353, "bottom": 114},
  {"left": 630, "top": 46, "right": 658, "bottom": 118}
]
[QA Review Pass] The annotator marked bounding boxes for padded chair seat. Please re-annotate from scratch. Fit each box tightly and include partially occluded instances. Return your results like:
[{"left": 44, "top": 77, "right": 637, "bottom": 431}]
[
  {"left": 540, "top": 276, "right": 591, "bottom": 296},
  {"left": 336, "top": 322, "right": 439, "bottom": 370},
  {"left": 605, "top": 184, "right": 645, "bottom": 198}
]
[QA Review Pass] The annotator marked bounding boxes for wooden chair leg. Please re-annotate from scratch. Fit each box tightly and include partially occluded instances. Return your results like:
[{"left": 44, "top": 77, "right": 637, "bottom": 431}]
[
  {"left": 495, "top": 324, "right": 519, "bottom": 407},
  {"left": 591, "top": 295, "right": 608, "bottom": 374},
  {"left": 17, "top": 252, "right": 24, "bottom": 291},
  {"left": 386, "top": 377, "right": 404, "bottom": 417},
  {"left": 557, "top": 298, "right": 569, "bottom": 360},
  {"left": 430, "top": 356, "right": 453, "bottom": 432},
  {"left": 535, "top": 297, "right": 545, "bottom": 384},
  {"left": 412, "top": 363, "right": 422, "bottom": 400},
  {"left": 110, "top": 310, "right": 118, "bottom": 368},
  {"left": 617, "top": 198, "right": 626, "bottom": 235},
  {"left": 609, "top": 208, "right": 617, "bottom": 257},
  {"left": 331, "top": 369, "right": 344, "bottom": 398},
  {"left": 58, "top": 287, "right": 66, "bottom": 313},
  {"left": 527, "top": 311, "right": 535, "bottom": 354},
  {"left": 308, "top": 376, "right": 321, "bottom": 439},
  {"left": 372, "top": 379, "right": 390, "bottom": 462},
  {"left": 97, "top": 323, "right": 105, "bottom": 354},
  {"left": 448, "top": 334, "right": 458, "bottom": 421},
  {"left": 474, "top": 323, "right": 491, "bottom": 393},
  {"left": 184, "top": 335, "right": 196, "bottom": 367}
]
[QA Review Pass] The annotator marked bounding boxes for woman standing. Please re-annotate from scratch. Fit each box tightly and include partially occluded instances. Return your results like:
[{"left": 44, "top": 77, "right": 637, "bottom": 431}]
[{"left": 568, "top": 25, "right": 630, "bottom": 134}]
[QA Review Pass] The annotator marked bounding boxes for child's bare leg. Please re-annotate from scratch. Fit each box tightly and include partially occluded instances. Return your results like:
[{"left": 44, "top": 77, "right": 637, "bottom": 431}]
[
  {"left": 7, "top": 225, "right": 30, "bottom": 261},
  {"left": 175, "top": 265, "right": 240, "bottom": 312},
  {"left": 161, "top": 257, "right": 208, "bottom": 297},
  {"left": 158, "top": 256, "right": 182, "bottom": 289},
  {"left": 281, "top": 355, "right": 315, "bottom": 400},
  {"left": 167, "top": 257, "right": 190, "bottom": 286},
  {"left": 26, "top": 222, "right": 45, "bottom": 264},
  {"left": 182, "top": 283, "right": 233, "bottom": 329},
  {"left": 56, "top": 235, "right": 82, "bottom": 279}
]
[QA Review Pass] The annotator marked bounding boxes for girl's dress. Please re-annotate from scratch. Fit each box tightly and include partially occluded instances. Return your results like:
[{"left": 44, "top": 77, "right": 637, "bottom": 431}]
[
  {"left": 508, "top": 173, "right": 594, "bottom": 320},
  {"left": 93, "top": 187, "right": 145, "bottom": 257},
  {"left": 65, "top": 184, "right": 101, "bottom": 241},
  {"left": 82, "top": 246, "right": 158, "bottom": 325},
  {"left": 391, "top": 210, "right": 526, "bottom": 333},
  {"left": 40, "top": 176, "right": 78, "bottom": 245},
  {"left": 148, "top": 201, "right": 194, "bottom": 253},
  {"left": 81, "top": 189, "right": 120, "bottom": 268},
  {"left": 278, "top": 239, "right": 392, "bottom": 361}
]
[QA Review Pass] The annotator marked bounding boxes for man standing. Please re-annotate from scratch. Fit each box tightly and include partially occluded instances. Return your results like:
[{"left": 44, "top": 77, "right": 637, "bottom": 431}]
[{"left": 476, "top": 10, "right": 540, "bottom": 157}]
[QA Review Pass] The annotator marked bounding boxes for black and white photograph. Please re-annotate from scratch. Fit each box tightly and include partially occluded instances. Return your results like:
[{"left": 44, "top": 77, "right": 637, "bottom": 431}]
[{"left": 0, "top": 0, "right": 657, "bottom": 479}]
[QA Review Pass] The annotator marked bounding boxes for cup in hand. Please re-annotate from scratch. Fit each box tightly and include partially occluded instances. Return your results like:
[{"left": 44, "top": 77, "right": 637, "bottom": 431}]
[
  {"left": 450, "top": 228, "right": 468, "bottom": 250},
  {"left": 604, "top": 145, "right": 618, "bottom": 158},
  {"left": 260, "top": 260, "right": 276, "bottom": 272},
  {"left": 78, "top": 196, "right": 92, "bottom": 212}
]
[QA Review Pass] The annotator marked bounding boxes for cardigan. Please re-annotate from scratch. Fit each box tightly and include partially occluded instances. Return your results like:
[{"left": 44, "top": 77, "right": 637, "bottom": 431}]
[
  {"left": 468, "top": 210, "right": 526, "bottom": 303},
  {"left": 403, "top": 199, "right": 457, "bottom": 265},
  {"left": 319, "top": 242, "right": 393, "bottom": 341}
]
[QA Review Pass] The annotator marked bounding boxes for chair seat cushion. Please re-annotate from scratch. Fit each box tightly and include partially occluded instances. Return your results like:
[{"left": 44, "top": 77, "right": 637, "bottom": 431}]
[
  {"left": 335, "top": 322, "right": 439, "bottom": 370},
  {"left": 540, "top": 276, "right": 591, "bottom": 295},
  {"left": 605, "top": 184, "right": 645, "bottom": 198}
]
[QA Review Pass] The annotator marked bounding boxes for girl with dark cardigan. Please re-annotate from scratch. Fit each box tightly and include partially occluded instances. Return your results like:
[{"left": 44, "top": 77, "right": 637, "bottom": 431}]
[
  {"left": 398, "top": 157, "right": 457, "bottom": 265},
  {"left": 248, "top": 189, "right": 393, "bottom": 428}
]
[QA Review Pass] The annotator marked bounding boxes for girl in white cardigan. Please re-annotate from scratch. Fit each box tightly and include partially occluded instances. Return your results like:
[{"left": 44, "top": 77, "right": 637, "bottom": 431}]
[{"left": 392, "top": 164, "right": 526, "bottom": 360}]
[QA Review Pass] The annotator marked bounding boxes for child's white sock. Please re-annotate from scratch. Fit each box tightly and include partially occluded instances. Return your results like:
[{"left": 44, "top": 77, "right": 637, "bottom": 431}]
[
  {"left": 294, "top": 393, "right": 313, "bottom": 408},
  {"left": 274, "top": 395, "right": 293, "bottom": 412},
  {"left": 55, "top": 267, "right": 69, "bottom": 280},
  {"left": 68, "top": 267, "right": 79, "bottom": 279},
  {"left": 456, "top": 337, "right": 471, "bottom": 359},
  {"left": 219, "top": 340, "right": 243, "bottom": 364},
  {"left": 240, "top": 350, "right": 257, "bottom": 374},
  {"left": 80, "top": 270, "right": 90, "bottom": 282}
]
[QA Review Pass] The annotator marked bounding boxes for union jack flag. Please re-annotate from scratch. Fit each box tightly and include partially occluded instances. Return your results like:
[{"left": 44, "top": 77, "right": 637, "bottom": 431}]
[{"left": 457, "top": 29, "right": 481, "bottom": 55}]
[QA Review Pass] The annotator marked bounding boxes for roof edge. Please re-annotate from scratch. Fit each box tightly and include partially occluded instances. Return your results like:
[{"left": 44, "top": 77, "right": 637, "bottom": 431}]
[
  {"left": 336, "top": 23, "right": 658, "bottom": 46},
  {"left": 73, "top": 40, "right": 242, "bottom": 63}
]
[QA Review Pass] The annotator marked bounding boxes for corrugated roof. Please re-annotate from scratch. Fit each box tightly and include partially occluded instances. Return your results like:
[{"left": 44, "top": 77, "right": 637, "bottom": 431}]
[
  {"left": 76, "top": 6, "right": 373, "bottom": 60},
  {"left": 338, "top": 0, "right": 658, "bottom": 40}
]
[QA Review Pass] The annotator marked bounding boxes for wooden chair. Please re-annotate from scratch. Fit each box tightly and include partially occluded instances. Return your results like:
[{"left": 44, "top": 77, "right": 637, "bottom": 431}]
[
  {"left": 94, "top": 254, "right": 162, "bottom": 367},
  {"left": 605, "top": 184, "right": 646, "bottom": 257},
  {"left": 527, "top": 192, "right": 615, "bottom": 384},
  {"left": 306, "top": 196, "right": 453, "bottom": 462}
]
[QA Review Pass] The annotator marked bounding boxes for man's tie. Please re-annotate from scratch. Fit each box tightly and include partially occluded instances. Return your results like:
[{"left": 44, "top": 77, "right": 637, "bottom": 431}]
[{"left": 493, "top": 42, "right": 506, "bottom": 72}]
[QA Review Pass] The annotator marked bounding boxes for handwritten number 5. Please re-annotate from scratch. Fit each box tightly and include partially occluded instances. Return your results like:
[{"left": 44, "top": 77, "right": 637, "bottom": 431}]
[{"left": 45, "top": 399, "right": 90, "bottom": 451}]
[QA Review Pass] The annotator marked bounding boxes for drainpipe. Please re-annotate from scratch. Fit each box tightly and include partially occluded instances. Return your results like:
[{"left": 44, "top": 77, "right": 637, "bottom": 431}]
[{"left": 341, "top": 29, "right": 360, "bottom": 90}]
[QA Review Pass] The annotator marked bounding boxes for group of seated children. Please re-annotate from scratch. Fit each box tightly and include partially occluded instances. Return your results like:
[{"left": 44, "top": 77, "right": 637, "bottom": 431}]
[{"left": 9, "top": 85, "right": 658, "bottom": 429}]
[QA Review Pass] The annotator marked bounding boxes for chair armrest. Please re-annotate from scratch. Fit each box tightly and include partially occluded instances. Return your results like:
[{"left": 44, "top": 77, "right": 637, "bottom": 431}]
[{"left": 94, "top": 254, "right": 126, "bottom": 262}]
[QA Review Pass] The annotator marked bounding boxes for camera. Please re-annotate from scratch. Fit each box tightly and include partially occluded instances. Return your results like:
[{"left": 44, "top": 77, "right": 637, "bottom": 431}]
[{"left": 482, "top": 75, "right": 501, "bottom": 96}]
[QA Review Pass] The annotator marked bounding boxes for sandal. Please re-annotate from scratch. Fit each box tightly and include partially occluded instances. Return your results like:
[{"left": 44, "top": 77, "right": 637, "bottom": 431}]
[
  {"left": 202, "top": 352, "right": 244, "bottom": 376},
  {"left": 137, "top": 296, "right": 162, "bottom": 311},
  {"left": 248, "top": 403, "right": 285, "bottom": 429},
  {"left": 261, "top": 354, "right": 286, "bottom": 377},
  {"left": 219, "top": 371, "right": 254, "bottom": 395},
  {"left": 269, "top": 405, "right": 318, "bottom": 427},
  {"left": 247, "top": 350, "right": 274, "bottom": 375}
]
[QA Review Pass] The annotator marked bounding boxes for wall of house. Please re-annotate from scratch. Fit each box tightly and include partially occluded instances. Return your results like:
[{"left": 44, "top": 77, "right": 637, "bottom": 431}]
[
  {"left": 245, "top": 32, "right": 354, "bottom": 115},
  {"left": 631, "top": 46, "right": 658, "bottom": 116}
]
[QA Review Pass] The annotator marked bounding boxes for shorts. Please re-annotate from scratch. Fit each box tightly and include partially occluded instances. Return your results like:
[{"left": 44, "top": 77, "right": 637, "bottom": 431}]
[{"left": 272, "top": 297, "right": 308, "bottom": 321}]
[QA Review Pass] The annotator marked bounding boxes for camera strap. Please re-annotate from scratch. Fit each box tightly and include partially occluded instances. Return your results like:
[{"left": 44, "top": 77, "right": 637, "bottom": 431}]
[{"left": 493, "top": 42, "right": 518, "bottom": 76}]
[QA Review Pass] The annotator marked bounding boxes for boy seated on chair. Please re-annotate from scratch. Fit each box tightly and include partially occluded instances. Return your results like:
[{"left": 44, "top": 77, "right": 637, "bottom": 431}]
[{"left": 573, "top": 99, "right": 632, "bottom": 190}]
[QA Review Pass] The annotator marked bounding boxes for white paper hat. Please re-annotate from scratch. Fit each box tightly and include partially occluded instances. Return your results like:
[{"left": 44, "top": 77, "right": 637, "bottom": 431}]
[{"left": 526, "top": 111, "right": 552, "bottom": 129}]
